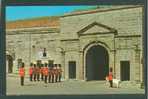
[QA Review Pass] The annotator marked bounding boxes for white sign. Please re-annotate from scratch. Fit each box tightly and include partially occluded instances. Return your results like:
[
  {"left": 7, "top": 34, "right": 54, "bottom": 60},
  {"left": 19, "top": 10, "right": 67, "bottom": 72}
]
[{"left": 38, "top": 51, "right": 43, "bottom": 59}]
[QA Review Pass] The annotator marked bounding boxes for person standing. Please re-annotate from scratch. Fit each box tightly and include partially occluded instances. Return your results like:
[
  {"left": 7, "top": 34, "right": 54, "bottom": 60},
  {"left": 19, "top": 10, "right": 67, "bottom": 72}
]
[
  {"left": 55, "top": 64, "right": 58, "bottom": 83},
  {"left": 48, "top": 67, "right": 52, "bottom": 83},
  {"left": 36, "top": 66, "right": 40, "bottom": 81},
  {"left": 43, "top": 63, "right": 49, "bottom": 84},
  {"left": 29, "top": 63, "right": 33, "bottom": 81},
  {"left": 19, "top": 62, "right": 25, "bottom": 86},
  {"left": 33, "top": 64, "right": 37, "bottom": 81},
  {"left": 58, "top": 64, "right": 62, "bottom": 82},
  {"left": 40, "top": 64, "right": 44, "bottom": 81},
  {"left": 108, "top": 68, "right": 113, "bottom": 88},
  {"left": 51, "top": 65, "right": 55, "bottom": 83}
]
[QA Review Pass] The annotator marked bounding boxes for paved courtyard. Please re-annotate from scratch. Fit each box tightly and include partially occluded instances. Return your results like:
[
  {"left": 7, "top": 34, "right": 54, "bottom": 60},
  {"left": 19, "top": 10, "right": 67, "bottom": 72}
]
[{"left": 6, "top": 74, "right": 145, "bottom": 95}]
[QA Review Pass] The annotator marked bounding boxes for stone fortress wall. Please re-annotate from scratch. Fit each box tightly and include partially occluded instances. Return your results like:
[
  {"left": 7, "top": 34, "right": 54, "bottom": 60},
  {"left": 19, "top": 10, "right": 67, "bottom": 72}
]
[{"left": 6, "top": 5, "right": 144, "bottom": 82}]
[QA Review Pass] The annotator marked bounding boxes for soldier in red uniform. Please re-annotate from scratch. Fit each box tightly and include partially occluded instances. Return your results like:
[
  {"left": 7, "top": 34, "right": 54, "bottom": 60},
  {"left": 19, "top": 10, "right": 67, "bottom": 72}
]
[
  {"left": 33, "top": 64, "right": 37, "bottom": 81},
  {"left": 19, "top": 62, "right": 25, "bottom": 86},
  {"left": 108, "top": 68, "right": 113, "bottom": 88},
  {"left": 40, "top": 64, "right": 44, "bottom": 81},
  {"left": 55, "top": 64, "right": 58, "bottom": 83},
  {"left": 43, "top": 63, "right": 49, "bottom": 83},
  {"left": 48, "top": 66, "right": 52, "bottom": 83},
  {"left": 36, "top": 65, "right": 40, "bottom": 81},
  {"left": 29, "top": 63, "right": 33, "bottom": 81},
  {"left": 51, "top": 65, "right": 55, "bottom": 83},
  {"left": 58, "top": 64, "right": 62, "bottom": 82}
]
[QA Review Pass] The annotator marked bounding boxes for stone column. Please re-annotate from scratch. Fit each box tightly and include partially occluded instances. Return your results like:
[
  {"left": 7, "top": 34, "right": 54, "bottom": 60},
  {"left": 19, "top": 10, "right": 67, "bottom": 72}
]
[
  {"left": 109, "top": 50, "right": 115, "bottom": 77},
  {"left": 134, "top": 49, "right": 141, "bottom": 82},
  {"left": 61, "top": 51, "right": 65, "bottom": 80},
  {"left": 79, "top": 51, "right": 84, "bottom": 80}
]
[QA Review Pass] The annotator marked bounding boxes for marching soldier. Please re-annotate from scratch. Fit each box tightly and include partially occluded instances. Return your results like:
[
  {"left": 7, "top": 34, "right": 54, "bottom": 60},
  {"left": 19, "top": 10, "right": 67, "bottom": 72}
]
[
  {"left": 19, "top": 62, "right": 25, "bottom": 86},
  {"left": 58, "top": 64, "right": 62, "bottom": 82},
  {"left": 40, "top": 64, "right": 44, "bottom": 81},
  {"left": 29, "top": 63, "right": 33, "bottom": 81},
  {"left": 43, "top": 63, "right": 49, "bottom": 83},
  {"left": 33, "top": 64, "right": 37, "bottom": 81}
]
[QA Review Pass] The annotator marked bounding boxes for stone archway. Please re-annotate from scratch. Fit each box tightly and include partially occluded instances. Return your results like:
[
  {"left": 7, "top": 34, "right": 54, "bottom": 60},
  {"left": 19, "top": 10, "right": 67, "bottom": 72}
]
[{"left": 84, "top": 42, "right": 109, "bottom": 81}]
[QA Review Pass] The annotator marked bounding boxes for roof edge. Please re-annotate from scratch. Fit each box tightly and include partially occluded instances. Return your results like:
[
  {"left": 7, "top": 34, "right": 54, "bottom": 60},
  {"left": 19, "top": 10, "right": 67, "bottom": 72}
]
[{"left": 61, "top": 5, "right": 143, "bottom": 18}]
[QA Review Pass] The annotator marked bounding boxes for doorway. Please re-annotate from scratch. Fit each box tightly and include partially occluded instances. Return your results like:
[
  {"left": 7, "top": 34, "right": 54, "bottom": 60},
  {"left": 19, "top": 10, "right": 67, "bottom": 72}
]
[
  {"left": 120, "top": 61, "right": 130, "bottom": 81},
  {"left": 86, "top": 45, "right": 109, "bottom": 81},
  {"left": 69, "top": 61, "right": 76, "bottom": 79}
]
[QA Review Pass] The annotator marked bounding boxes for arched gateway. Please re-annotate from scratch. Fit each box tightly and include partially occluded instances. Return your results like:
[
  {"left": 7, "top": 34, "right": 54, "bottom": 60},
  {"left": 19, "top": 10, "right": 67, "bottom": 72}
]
[{"left": 84, "top": 43, "right": 109, "bottom": 81}]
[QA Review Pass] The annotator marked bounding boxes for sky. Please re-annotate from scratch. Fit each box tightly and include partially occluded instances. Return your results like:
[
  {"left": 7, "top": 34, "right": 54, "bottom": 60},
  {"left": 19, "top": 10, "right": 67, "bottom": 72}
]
[{"left": 6, "top": 6, "right": 97, "bottom": 21}]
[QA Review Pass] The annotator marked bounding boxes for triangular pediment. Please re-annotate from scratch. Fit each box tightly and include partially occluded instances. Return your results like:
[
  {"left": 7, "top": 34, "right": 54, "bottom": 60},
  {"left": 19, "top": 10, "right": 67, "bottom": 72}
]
[{"left": 77, "top": 22, "right": 117, "bottom": 36}]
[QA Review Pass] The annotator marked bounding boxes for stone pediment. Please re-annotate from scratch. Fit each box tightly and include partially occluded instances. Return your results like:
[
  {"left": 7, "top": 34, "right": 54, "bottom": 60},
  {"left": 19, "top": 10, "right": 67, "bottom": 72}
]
[{"left": 77, "top": 22, "right": 117, "bottom": 36}]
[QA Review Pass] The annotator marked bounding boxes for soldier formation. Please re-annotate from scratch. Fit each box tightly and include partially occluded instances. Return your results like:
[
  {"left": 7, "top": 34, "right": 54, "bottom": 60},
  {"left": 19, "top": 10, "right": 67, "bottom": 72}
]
[
  {"left": 29, "top": 62, "right": 62, "bottom": 84},
  {"left": 19, "top": 62, "right": 62, "bottom": 86}
]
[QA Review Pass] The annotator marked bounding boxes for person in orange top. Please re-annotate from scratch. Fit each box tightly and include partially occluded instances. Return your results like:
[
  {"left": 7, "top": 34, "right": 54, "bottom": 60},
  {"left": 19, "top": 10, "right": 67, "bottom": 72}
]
[
  {"left": 108, "top": 67, "right": 113, "bottom": 88},
  {"left": 43, "top": 63, "right": 49, "bottom": 83},
  {"left": 40, "top": 64, "right": 44, "bottom": 81},
  {"left": 19, "top": 62, "right": 25, "bottom": 86},
  {"left": 29, "top": 63, "right": 33, "bottom": 81}
]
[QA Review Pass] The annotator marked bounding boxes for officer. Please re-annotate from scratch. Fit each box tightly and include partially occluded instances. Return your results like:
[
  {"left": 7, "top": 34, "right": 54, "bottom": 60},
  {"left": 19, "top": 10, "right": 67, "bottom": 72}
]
[
  {"left": 19, "top": 62, "right": 25, "bottom": 86},
  {"left": 33, "top": 64, "right": 37, "bottom": 81},
  {"left": 29, "top": 63, "right": 33, "bottom": 81},
  {"left": 43, "top": 63, "right": 49, "bottom": 83},
  {"left": 58, "top": 64, "right": 62, "bottom": 82},
  {"left": 40, "top": 64, "right": 44, "bottom": 81}
]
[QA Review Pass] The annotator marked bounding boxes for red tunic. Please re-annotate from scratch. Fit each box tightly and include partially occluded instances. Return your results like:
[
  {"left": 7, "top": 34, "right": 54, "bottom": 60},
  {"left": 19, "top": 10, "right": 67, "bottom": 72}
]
[
  {"left": 54, "top": 69, "right": 58, "bottom": 76},
  {"left": 108, "top": 72, "right": 113, "bottom": 81},
  {"left": 43, "top": 67, "right": 49, "bottom": 76},
  {"left": 29, "top": 67, "right": 33, "bottom": 75},
  {"left": 51, "top": 69, "right": 55, "bottom": 75},
  {"left": 19, "top": 68, "right": 25, "bottom": 77},
  {"left": 48, "top": 69, "right": 52, "bottom": 75},
  {"left": 36, "top": 67, "right": 40, "bottom": 74}
]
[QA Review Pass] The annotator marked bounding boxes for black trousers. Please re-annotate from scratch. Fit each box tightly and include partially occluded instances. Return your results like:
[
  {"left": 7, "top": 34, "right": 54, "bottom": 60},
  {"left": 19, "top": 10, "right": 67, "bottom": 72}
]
[
  {"left": 109, "top": 80, "right": 113, "bottom": 87},
  {"left": 34, "top": 74, "right": 37, "bottom": 81},
  {"left": 55, "top": 75, "right": 58, "bottom": 82},
  {"left": 37, "top": 74, "right": 40, "bottom": 81},
  {"left": 51, "top": 75, "right": 54, "bottom": 83},
  {"left": 29, "top": 74, "right": 33, "bottom": 81},
  {"left": 44, "top": 76, "right": 48, "bottom": 83},
  {"left": 48, "top": 75, "right": 51, "bottom": 83},
  {"left": 20, "top": 77, "right": 24, "bottom": 86},
  {"left": 58, "top": 74, "right": 61, "bottom": 82},
  {"left": 41, "top": 73, "right": 44, "bottom": 81}
]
